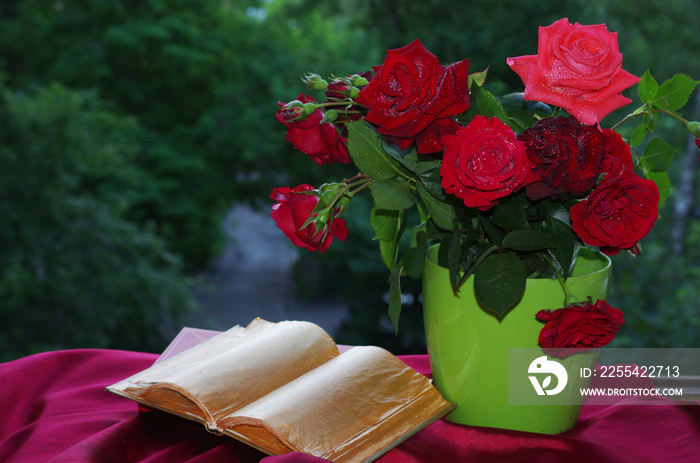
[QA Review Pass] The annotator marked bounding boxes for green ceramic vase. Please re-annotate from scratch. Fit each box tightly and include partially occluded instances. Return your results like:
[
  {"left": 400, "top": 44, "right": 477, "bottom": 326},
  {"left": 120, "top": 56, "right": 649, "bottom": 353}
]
[{"left": 422, "top": 246, "right": 612, "bottom": 434}]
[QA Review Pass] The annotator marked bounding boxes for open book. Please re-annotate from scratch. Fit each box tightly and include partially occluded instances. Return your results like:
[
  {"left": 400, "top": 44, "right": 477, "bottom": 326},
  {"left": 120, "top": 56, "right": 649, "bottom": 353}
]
[{"left": 107, "top": 319, "right": 454, "bottom": 463}]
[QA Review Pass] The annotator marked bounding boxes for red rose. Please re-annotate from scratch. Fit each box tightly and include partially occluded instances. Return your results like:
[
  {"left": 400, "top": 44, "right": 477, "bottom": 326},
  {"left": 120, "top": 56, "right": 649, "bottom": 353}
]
[
  {"left": 695, "top": 137, "right": 700, "bottom": 152},
  {"left": 599, "top": 128, "right": 634, "bottom": 175},
  {"left": 537, "top": 300, "right": 624, "bottom": 358},
  {"left": 277, "top": 94, "right": 350, "bottom": 165},
  {"left": 570, "top": 169, "right": 659, "bottom": 255},
  {"left": 519, "top": 116, "right": 605, "bottom": 200},
  {"left": 270, "top": 184, "right": 348, "bottom": 253},
  {"left": 413, "top": 117, "right": 462, "bottom": 154},
  {"left": 440, "top": 115, "right": 533, "bottom": 210},
  {"left": 355, "top": 40, "right": 470, "bottom": 154},
  {"left": 507, "top": 18, "right": 640, "bottom": 125}
]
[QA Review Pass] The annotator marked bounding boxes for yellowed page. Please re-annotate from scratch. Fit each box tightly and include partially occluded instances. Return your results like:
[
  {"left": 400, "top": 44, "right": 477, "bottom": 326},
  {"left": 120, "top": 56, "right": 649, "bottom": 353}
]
[
  {"left": 107, "top": 319, "right": 339, "bottom": 427},
  {"left": 218, "top": 346, "right": 455, "bottom": 463}
]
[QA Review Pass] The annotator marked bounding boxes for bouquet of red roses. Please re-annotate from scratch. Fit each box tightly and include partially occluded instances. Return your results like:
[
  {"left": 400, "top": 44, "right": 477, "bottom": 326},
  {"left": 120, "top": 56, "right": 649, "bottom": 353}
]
[{"left": 271, "top": 18, "right": 699, "bottom": 353}]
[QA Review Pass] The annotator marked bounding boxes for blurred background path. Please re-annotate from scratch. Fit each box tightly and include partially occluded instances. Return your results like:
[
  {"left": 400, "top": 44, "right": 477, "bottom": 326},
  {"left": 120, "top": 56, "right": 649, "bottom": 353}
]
[{"left": 179, "top": 204, "right": 350, "bottom": 336}]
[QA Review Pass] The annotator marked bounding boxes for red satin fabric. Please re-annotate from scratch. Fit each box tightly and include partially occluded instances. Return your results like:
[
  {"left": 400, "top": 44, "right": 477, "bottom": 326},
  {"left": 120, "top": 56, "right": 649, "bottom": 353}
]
[{"left": 1, "top": 349, "right": 698, "bottom": 462}]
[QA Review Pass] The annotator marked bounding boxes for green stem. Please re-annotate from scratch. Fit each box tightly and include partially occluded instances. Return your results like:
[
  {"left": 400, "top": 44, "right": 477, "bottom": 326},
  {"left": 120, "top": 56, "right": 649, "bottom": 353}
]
[
  {"left": 610, "top": 105, "right": 689, "bottom": 131},
  {"left": 349, "top": 181, "right": 370, "bottom": 196},
  {"left": 542, "top": 254, "right": 578, "bottom": 306},
  {"left": 344, "top": 173, "right": 371, "bottom": 192},
  {"left": 321, "top": 174, "right": 371, "bottom": 216},
  {"left": 659, "top": 107, "right": 690, "bottom": 125}
]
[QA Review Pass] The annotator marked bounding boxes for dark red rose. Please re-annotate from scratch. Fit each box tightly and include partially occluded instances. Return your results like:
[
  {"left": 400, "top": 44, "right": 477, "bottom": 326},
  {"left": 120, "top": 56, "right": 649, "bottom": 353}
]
[
  {"left": 277, "top": 94, "right": 350, "bottom": 165},
  {"left": 599, "top": 128, "right": 634, "bottom": 175},
  {"left": 355, "top": 39, "right": 470, "bottom": 154},
  {"left": 440, "top": 115, "right": 533, "bottom": 210},
  {"left": 519, "top": 116, "right": 606, "bottom": 200},
  {"left": 570, "top": 169, "right": 659, "bottom": 255},
  {"left": 537, "top": 300, "right": 625, "bottom": 358},
  {"left": 270, "top": 184, "right": 348, "bottom": 253}
]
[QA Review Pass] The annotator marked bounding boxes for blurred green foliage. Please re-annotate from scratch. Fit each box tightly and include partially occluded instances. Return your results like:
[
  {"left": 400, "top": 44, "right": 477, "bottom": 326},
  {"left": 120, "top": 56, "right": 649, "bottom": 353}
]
[
  {"left": 1, "top": 0, "right": 698, "bottom": 359},
  {"left": 0, "top": 83, "right": 198, "bottom": 360}
]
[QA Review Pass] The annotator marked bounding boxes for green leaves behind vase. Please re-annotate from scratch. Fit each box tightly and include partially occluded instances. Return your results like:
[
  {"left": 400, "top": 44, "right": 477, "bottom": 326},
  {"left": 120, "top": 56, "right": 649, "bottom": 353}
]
[{"left": 422, "top": 246, "right": 612, "bottom": 434}]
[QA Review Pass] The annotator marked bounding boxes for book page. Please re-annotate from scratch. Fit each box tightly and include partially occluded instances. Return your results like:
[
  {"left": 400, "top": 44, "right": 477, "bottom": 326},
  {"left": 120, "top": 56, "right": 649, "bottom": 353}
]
[
  {"left": 218, "top": 346, "right": 455, "bottom": 463},
  {"left": 107, "top": 319, "right": 339, "bottom": 426}
]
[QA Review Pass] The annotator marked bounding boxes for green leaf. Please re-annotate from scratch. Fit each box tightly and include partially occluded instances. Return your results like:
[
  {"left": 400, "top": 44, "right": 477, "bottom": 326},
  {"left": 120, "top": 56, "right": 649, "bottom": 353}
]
[
  {"left": 370, "top": 177, "right": 416, "bottom": 210},
  {"left": 388, "top": 266, "right": 403, "bottom": 333},
  {"left": 441, "top": 230, "right": 462, "bottom": 292},
  {"left": 544, "top": 200, "right": 571, "bottom": 226},
  {"left": 465, "top": 84, "right": 509, "bottom": 123},
  {"left": 402, "top": 246, "right": 425, "bottom": 279},
  {"left": 645, "top": 170, "right": 671, "bottom": 207},
  {"left": 640, "top": 137, "right": 676, "bottom": 173},
  {"left": 346, "top": 121, "right": 399, "bottom": 180},
  {"left": 507, "top": 117, "right": 528, "bottom": 133},
  {"left": 637, "top": 70, "right": 659, "bottom": 104},
  {"left": 542, "top": 216, "right": 575, "bottom": 277},
  {"left": 629, "top": 124, "right": 648, "bottom": 147},
  {"left": 655, "top": 74, "right": 699, "bottom": 111},
  {"left": 379, "top": 239, "right": 398, "bottom": 269},
  {"left": 502, "top": 229, "right": 553, "bottom": 251},
  {"left": 473, "top": 252, "right": 527, "bottom": 318},
  {"left": 370, "top": 207, "right": 400, "bottom": 241},
  {"left": 417, "top": 181, "right": 455, "bottom": 231},
  {"left": 492, "top": 194, "right": 530, "bottom": 230},
  {"left": 479, "top": 214, "right": 505, "bottom": 247},
  {"left": 371, "top": 208, "right": 404, "bottom": 269},
  {"left": 382, "top": 142, "right": 419, "bottom": 172},
  {"left": 402, "top": 226, "right": 428, "bottom": 278},
  {"left": 468, "top": 67, "right": 489, "bottom": 87},
  {"left": 418, "top": 167, "right": 448, "bottom": 200},
  {"left": 498, "top": 93, "right": 552, "bottom": 130}
]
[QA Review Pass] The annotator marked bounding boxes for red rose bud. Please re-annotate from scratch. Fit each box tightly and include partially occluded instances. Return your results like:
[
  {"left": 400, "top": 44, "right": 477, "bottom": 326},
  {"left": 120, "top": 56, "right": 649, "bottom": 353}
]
[
  {"left": 325, "top": 79, "right": 353, "bottom": 99},
  {"left": 536, "top": 300, "right": 625, "bottom": 358},
  {"left": 277, "top": 94, "right": 351, "bottom": 165},
  {"left": 323, "top": 109, "right": 339, "bottom": 123},
  {"left": 270, "top": 184, "right": 348, "bottom": 253},
  {"left": 303, "top": 73, "right": 328, "bottom": 90},
  {"left": 688, "top": 122, "right": 700, "bottom": 153},
  {"left": 312, "top": 210, "right": 329, "bottom": 228},
  {"left": 319, "top": 182, "right": 343, "bottom": 204},
  {"left": 349, "top": 74, "right": 369, "bottom": 87},
  {"left": 277, "top": 100, "right": 306, "bottom": 123},
  {"left": 302, "top": 102, "right": 319, "bottom": 115}
]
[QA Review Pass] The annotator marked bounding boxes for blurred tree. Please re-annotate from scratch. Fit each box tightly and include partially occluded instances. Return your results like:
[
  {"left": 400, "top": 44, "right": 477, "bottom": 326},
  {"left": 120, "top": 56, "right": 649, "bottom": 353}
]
[
  {"left": 0, "top": 0, "right": 242, "bottom": 266},
  {"left": 0, "top": 84, "right": 198, "bottom": 360}
]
